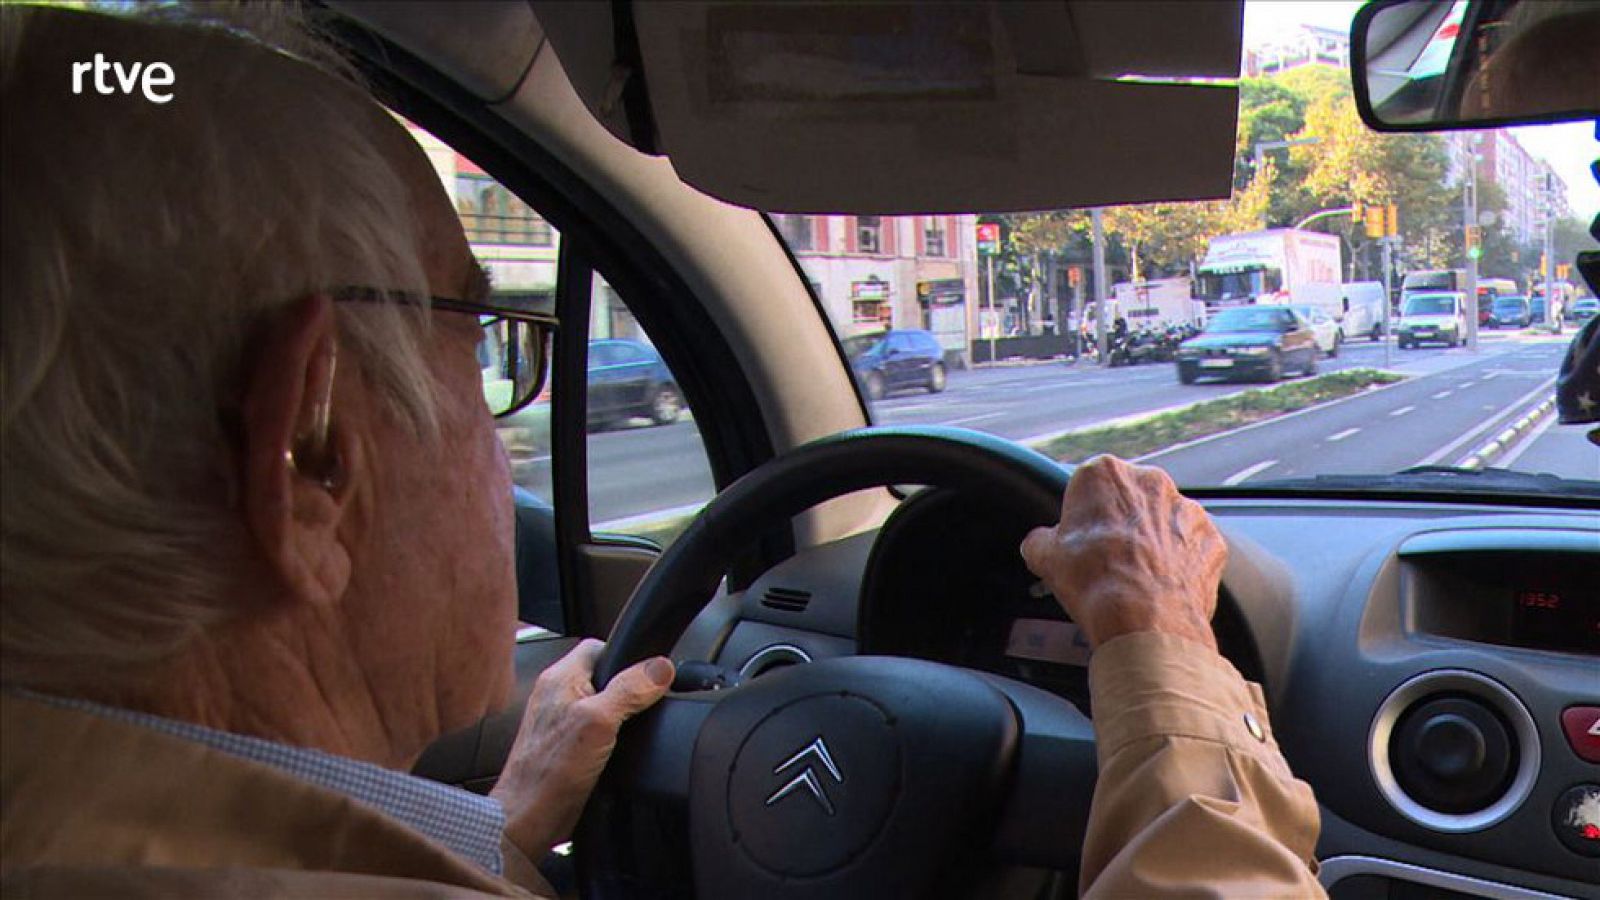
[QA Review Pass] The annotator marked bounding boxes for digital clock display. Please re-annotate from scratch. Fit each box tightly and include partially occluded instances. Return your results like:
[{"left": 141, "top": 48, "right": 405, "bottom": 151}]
[
  {"left": 1516, "top": 590, "right": 1563, "bottom": 610},
  {"left": 1511, "top": 583, "right": 1599, "bottom": 655}
]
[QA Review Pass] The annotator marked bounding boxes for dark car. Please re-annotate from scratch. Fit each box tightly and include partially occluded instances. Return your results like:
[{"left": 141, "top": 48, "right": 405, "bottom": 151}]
[
  {"left": 1175, "top": 305, "right": 1318, "bottom": 384},
  {"left": 1486, "top": 295, "right": 1530, "bottom": 329},
  {"left": 1528, "top": 296, "right": 1564, "bottom": 332},
  {"left": 1565, "top": 298, "right": 1598, "bottom": 324},
  {"left": 587, "top": 338, "right": 682, "bottom": 428},
  {"left": 844, "top": 329, "right": 948, "bottom": 400}
]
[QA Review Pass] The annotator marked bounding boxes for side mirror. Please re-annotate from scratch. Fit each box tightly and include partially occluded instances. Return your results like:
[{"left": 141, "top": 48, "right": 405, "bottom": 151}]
[{"left": 1351, "top": 0, "right": 1600, "bottom": 132}]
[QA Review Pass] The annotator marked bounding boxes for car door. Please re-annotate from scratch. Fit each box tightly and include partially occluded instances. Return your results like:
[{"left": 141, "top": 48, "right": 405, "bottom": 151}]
[
  {"left": 586, "top": 341, "right": 623, "bottom": 419},
  {"left": 1312, "top": 310, "right": 1336, "bottom": 351},
  {"left": 882, "top": 331, "right": 915, "bottom": 388},
  {"left": 1284, "top": 310, "right": 1316, "bottom": 366},
  {"left": 611, "top": 341, "right": 656, "bottom": 416},
  {"left": 914, "top": 332, "right": 941, "bottom": 379}
]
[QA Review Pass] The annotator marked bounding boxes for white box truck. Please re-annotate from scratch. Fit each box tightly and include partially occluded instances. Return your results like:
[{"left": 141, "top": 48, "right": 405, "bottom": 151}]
[
  {"left": 1110, "top": 277, "right": 1205, "bottom": 328},
  {"left": 1193, "top": 229, "right": 1343, "bottom": 314}
]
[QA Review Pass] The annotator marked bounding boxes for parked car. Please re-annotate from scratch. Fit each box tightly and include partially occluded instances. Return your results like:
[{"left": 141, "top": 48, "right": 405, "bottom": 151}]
[
  {"left": 1291, "top": 304, "right": 1343, "bottom": 357},
  {"left": 587, "top": 338, "right": 683, "bottom": 428},
  {"left": 1175, "top": 305, "right": 1317, "bottom": 384},
  {"left": 844, "top": 329, "right": 948, "bottom": 400},
  {"left": 1486, "top": 295, "right": 1530, "bottom": 329},
  {"left": 1564, "top": 297, "right": 1598, "bottom": 324},
  {"left": 1395, "top": 292, "right": 1466, "bottom": 349},
  {"left": 1528, "top": 296, "right": 1565, "bottom": 332}
]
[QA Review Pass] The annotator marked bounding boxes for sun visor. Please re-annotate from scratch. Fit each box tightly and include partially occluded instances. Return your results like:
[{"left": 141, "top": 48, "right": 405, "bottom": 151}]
[{"left": 534, "top": 0, "right": 1243, "bottom": 214}]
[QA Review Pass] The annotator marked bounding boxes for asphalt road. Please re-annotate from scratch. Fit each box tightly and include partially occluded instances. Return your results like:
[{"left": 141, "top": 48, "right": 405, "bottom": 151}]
[
  {"left": 509, "top": 331, "right": 1588, "bottom": 527},
  {"left": 1149, "top": 334, "right": 1581, "bottom": 484}
]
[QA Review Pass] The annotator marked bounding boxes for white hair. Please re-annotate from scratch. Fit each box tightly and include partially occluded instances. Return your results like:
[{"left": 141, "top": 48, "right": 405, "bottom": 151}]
[{"left": 1, "top": 3, "right": 443, "bottom": 690}]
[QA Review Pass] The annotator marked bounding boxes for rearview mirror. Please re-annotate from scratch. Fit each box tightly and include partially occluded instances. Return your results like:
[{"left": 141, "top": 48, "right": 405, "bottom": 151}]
[{"left": 1351, "top": 0, "right": 1600, "bottom": 132}]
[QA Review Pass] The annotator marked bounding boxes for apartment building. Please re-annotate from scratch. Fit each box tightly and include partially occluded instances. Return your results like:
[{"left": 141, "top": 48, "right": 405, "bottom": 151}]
[{"left": 772, "top": 214, "right": 982, "bottom": 357}]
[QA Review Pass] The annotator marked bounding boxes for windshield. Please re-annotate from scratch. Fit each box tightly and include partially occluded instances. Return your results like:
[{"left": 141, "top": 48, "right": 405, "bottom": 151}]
[
  {"left": 1493, "top": 297, "right": 1526, "bottom": 310},
  {"left": 1206, "top": 308, "right": 1292, "bottom": 333},
  {"left": 1195, "top": 268, "right": 1282, "bottom": 303},
  {"left": 1403, "top": 295, "right": 1457, "bottom": 316},
  {"left": 770, "top": 1, "right": 1598, "bottom": 493},
  {"left": 1403, "top": 271, "right": 1459, "bottom": 292}
]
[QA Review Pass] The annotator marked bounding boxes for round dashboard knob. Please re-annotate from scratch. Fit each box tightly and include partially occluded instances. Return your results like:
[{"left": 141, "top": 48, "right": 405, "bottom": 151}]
[
  {"left": 1416, "top": 713, "right": 1487, "bottom": 780},
  {"left": 1391, "top": 696, "right": 1515, "bottom": 815}
]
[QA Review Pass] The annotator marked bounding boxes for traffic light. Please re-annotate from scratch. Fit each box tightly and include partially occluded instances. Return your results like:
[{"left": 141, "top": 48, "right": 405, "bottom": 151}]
[
  {"left": 1465, "top": 225, "right": 1482, "bottom": 260},
  {"left": 1351, "top": 201, "right": 1364, "bottom": 223},
  {"left": 1539, "top": 253, "right": 1547, "bottom": 276},
  {"left": 1385, "top": 204, "right": 1398, "bottom": 237},
  {"left": 1557, "top": 263, "right": 1571, "bottom": 279},
  {"left": 1365, "top": 207, "right": 1384, "bottom": 238}
]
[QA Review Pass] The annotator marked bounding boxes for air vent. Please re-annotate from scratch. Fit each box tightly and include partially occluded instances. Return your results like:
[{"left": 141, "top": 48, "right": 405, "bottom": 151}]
[{"left": 761, "top": 586, "right": 812, "bottom": 613}]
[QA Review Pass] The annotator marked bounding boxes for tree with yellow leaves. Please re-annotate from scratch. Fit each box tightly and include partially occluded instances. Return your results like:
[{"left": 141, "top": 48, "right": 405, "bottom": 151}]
[{"left": 1102, "top": 156, "right": 1276, "bottom": 281}]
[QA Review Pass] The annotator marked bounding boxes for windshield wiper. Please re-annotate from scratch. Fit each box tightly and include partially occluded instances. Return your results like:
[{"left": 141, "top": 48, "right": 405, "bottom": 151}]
[{"left": 1243, "top": 466, "right": 1600, "bottom": 498}]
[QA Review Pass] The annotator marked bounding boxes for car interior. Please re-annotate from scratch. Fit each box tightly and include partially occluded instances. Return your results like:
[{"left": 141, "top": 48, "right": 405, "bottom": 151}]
[{"left": 82, "top": 1, "right": 1600, "bottom": 898}]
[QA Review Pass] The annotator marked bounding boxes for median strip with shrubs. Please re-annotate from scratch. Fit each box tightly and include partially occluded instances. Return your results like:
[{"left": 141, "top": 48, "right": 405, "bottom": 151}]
[
  {"left": 588, "top": 370, "right": 1405, "bottom": 548},
  {"left": 1032, "top": 369, "right": 1406, "bottom": 464}
]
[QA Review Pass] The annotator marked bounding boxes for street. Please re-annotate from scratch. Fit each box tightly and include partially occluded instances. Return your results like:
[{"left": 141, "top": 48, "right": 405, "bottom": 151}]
[{"left": 512, "top": 331, "right": 1590, "bottom": 529}]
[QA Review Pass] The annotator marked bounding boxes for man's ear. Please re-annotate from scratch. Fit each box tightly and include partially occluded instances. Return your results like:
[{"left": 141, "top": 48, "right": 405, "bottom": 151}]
[{"left": 241, "top": 294, "right": 356, "bottom": 608}]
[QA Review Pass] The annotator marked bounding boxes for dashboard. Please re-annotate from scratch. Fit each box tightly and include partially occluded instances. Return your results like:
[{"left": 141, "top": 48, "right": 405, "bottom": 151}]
[{"left": 692, "top": 491, "right": 1600, "bottom": 899}]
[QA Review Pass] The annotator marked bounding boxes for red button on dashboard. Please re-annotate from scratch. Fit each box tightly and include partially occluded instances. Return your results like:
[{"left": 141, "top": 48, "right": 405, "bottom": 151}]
[{"left": 1561, "top": 706, "right": 1600, "bottom": 764}]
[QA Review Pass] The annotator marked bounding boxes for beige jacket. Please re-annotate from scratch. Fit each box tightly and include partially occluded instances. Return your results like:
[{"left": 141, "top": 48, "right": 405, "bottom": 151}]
[
  {"left": 1, "top": 632, "right": 1321, "bottom": 899},
  {"left": 1081, "top": 632, "right": 1323, "bottom": 898},
  {"left": 0, "top": 692, "right": 549, "bottom": 899}
]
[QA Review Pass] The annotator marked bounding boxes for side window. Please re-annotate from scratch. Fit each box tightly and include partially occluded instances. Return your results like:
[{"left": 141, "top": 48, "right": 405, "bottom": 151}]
[
  {"left": 586, "top": 278, "right": 716, "bottom": 549},
  {"left": 589, "top": 342, "right": 619, "bottom": 368},
  {"left": 399, "top": 120, "right": 717, "bottom": 632},
  {"left": 613, "top": 342, "right": 651, "bottom": 365}
]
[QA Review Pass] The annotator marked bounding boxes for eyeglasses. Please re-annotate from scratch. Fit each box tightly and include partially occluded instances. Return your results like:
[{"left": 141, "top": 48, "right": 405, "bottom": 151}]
[{"left": 333, "top": 287, "right": 558, "bottom": 419}]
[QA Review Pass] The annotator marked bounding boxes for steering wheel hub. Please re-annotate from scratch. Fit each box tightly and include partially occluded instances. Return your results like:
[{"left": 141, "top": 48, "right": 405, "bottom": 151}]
[
  {"left": 689, "top": 656, "right": 1018, "bottom": 897},
  {"left": 726, "top": 693, "right": 900, "bottom": 876}
]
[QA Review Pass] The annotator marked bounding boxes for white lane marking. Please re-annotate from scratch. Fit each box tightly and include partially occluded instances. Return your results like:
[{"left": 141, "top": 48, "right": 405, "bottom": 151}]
[
  {"left": 1458, "top": 380, "right": 1476, "bottom": 388},
  {"left": 1223, "top": 459, "right": 1278, "bottom": 486},
  {"left": 1432, "top": 390, "right": 1453, "bottom": 399},
  {"left": 1390, "top": 405, "right": 1415, "bottom": 417},
  {"left": 941, "top": 411, "right": 1006, "bottom": 426},
  {"left": 1481, "top": 372, "right": 1498, "bottom": 380},
  {"left": 1413, "top": 375, "right": 1557, "bottom": 467},
  {"left": 880, "top": 402, "right": 938, "bottom": 412},
  {"left": 593, "top": 500, "right": 708, "bottom": 534},
  {"left": 1327, "top": 427, "right": 1361, "bottom": 442}
]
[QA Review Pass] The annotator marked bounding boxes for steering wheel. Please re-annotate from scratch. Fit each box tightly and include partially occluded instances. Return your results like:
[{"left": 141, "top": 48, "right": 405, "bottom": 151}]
[{"left": 576, "top": 426, "right": 1100, "bottom": 899}]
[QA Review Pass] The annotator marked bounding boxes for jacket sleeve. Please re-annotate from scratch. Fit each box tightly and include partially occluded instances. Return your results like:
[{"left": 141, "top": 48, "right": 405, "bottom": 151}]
[{"left": 1079, "top": 632, "right": 1324, "bottom": 899}]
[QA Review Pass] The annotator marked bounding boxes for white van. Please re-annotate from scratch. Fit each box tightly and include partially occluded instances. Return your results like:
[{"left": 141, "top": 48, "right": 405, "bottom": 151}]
[
  {"left": 1339, "top": 281, "right": 1388, "bottom": 341},
  {"left": 1396, "top": 292, "right": 1467, "bottom": 349}
]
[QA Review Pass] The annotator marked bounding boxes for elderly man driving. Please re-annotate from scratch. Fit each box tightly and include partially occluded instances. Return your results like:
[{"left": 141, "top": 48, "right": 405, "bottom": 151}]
[{"left": 1, "top": 6, "right": 1321, "bottom": 899}]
